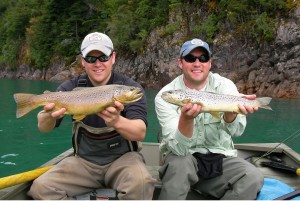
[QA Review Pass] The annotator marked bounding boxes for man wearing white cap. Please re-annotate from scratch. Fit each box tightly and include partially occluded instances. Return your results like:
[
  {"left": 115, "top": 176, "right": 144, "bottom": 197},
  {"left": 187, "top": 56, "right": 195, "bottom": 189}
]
[
  {"left": 155, "top": 38, "right": 264, "bottom": 199},
  {"left": 28, "top": 32, "right": 155, "bottom": 200}
]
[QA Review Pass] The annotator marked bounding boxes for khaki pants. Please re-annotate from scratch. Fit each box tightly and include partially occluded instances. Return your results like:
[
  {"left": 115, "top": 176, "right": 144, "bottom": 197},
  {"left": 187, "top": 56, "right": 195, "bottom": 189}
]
[
  {"left": 158, "top": 152, "right": 264, "bottom": 200},
  {"left": 28, "top": 152, "right": 156, "bottom": 200}
]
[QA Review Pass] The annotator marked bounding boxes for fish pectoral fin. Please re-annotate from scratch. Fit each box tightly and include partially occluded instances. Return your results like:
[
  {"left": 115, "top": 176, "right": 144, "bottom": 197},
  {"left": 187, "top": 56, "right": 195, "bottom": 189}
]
[
  {"left": 210, "top": 112, "right": 221, "bottom": 119},
  {"left": 112, "top": 96, "right": 118, "bottom": 102},
  {"left": 182, "top": 99, "right": 191, "bottom": 104},
  {"left": 73, "top": 114, "right": 86, "bottom": 121}
]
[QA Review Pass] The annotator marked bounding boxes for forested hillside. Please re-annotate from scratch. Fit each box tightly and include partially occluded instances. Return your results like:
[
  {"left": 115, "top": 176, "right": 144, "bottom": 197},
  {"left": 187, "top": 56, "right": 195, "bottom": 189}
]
[
  {"left": 0, "top": 0, "right": 296, "bottom": 69},
  {"left": 0, "top": 0, "right": 170, "bottom": 69}
]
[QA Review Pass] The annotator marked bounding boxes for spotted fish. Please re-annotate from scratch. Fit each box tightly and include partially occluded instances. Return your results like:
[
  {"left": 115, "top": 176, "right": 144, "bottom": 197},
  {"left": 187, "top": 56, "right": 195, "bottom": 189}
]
[
  {"left": 14, "top": 84, "right": 143, "bottom": 121},
  {"left": 161, "top": 89, "right": 272, "bottom": 119}
]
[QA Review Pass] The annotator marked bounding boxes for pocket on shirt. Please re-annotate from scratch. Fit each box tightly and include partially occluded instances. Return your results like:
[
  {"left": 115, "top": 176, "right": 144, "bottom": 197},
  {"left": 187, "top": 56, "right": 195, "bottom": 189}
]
[
  {"left": 203, "top": 114, "right": 221, "bottom": 125},
  {"left": 203, "top": 114, "right": 222, "bottom": 145}
]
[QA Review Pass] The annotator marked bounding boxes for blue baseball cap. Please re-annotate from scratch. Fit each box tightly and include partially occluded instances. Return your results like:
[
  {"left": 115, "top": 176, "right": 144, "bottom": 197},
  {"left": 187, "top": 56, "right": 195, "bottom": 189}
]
[{"left": 179, "top": 39, "right": 211, "bottom": 57}]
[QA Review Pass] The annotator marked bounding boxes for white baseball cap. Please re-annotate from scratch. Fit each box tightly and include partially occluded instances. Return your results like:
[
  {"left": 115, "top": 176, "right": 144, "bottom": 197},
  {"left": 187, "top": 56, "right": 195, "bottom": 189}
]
[{"left": 80, "top": 32, "right": 114, "bottom": 57}]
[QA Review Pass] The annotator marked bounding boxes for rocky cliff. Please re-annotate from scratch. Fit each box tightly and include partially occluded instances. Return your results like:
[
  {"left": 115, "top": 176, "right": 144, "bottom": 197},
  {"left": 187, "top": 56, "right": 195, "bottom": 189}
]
[
  {"left": 114, "top": 5, "right": 300, "bottom": 98},
  {"left": 1, "top": 5, "right": 299, "bottom": 98}
]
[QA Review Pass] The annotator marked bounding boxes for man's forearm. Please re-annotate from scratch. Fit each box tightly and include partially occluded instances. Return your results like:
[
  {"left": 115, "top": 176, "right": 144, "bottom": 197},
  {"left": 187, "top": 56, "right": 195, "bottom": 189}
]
[
  {"left": 113, "top": 117, "right": 146, "bottom": 141},
  {"left": 178, "top": 116, "right": 194, "bottom": 138}
]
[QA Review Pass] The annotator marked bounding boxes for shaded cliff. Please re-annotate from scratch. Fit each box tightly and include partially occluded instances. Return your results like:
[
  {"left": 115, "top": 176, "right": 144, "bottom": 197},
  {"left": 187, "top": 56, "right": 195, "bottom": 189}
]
[{"left": 113, "top": 5, "right": 300, "bottom": 98}]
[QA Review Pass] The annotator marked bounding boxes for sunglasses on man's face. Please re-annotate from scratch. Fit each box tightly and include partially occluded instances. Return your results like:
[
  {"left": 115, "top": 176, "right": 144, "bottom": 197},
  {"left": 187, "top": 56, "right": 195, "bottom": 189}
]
[
  {"left": 84, "top": 54, "right": 112, "bottom": 63},
  {"left": 182, "top": 54, "right": 210, "bottom": 63}
]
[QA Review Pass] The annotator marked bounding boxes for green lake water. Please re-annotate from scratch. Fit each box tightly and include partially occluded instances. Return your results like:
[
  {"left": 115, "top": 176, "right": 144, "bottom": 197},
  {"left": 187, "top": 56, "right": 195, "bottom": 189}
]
[{"left": 0, "top": 78, "right": 299, "bottom": 177}]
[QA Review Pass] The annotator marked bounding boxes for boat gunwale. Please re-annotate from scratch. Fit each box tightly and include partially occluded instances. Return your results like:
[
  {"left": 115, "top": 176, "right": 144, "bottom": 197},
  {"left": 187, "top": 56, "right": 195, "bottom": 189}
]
[{"left": 1, "top": 143, "right": 300, "bottom": 200}]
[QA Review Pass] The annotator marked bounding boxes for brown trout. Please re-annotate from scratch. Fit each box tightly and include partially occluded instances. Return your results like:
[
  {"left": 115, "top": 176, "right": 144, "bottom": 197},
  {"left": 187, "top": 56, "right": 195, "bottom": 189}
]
[
  {"left": 161, "top": 89, "right": 272, "bottom": 119},
  {"left": 14, "top": 84, "right": 143, "bottom": 121}
]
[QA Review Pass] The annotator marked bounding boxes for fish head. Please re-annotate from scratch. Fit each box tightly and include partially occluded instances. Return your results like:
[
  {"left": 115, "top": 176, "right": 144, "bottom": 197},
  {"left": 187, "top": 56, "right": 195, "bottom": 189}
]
[
  {"left": 113, "top": 86, "right": 143, "bottom": 104},
  {"left": 161, "top": 90, "right": 191, "bottom": 106}
]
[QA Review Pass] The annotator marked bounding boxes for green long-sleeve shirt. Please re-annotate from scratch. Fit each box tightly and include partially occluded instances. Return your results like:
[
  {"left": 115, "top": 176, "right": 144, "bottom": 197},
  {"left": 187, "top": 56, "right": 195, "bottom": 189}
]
[{"left": 154, "top": 72, "right": 246, "bottom": 157}]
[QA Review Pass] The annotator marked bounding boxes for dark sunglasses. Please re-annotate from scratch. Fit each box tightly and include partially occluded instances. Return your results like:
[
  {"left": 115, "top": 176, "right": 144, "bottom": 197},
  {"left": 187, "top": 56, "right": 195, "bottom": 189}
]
[
  {"left": 84, "top": 53, "right": 112, "bottom": 63},
  {"left": 183, "top": 54, "right": 210, "bottom": 63}
]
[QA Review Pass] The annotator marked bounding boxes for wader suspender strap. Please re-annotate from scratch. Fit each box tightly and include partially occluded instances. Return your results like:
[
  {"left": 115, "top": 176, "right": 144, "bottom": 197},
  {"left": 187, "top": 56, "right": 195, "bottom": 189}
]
[
  {"left": 77, "top": 75, "right": 87, "bottom": 87},
  {"left": 74, "top": 74, "right": 140, "bottom": 152}
]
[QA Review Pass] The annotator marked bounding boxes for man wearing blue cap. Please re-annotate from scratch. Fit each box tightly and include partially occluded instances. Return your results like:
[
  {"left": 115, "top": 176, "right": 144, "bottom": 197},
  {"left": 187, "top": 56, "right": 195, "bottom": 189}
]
[{"left": 154, "top": 38, "right": 264, "bottom": 199}]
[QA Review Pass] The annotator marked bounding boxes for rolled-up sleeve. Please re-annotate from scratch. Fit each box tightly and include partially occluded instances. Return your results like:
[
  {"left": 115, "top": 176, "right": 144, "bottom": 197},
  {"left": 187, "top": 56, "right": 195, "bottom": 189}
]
[
  {"left": 155, "top": 89, "right": 192, "bottom": 156},
  {"left": 220, "top": 114, "right": 246, "bottom": 137}
]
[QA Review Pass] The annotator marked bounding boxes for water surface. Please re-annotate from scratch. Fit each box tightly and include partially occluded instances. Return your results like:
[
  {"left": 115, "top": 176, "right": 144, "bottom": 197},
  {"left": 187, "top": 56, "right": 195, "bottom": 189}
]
[{"left": 0, "top": 78, "right": 299, "bottom": 178}]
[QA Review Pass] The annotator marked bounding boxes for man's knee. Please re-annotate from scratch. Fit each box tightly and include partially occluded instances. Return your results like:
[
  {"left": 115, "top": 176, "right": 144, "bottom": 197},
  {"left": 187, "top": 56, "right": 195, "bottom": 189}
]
[
  {"left": 28, "top": 175, "right": 69, "bottom": 200},
  {"left": 245, "top": 165, "right": 264, "bottom": 191},
  {"left": 160, "top": 154, "right": 198, "bottom": 182},
  {"left": 229, "top": 163, "right": 264, "bottom": 199},
  {"left": 28, "top": 177, "right": 48, "bottom": 199},
  {"left": 166, "top": 155, "right": 197, "bottom": 173}
]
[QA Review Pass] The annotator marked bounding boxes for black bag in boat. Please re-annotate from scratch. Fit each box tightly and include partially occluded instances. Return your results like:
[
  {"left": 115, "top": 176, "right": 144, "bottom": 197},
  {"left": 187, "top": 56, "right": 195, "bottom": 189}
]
[{"left": 192, "top": 152, "right": 225, "bottom": 179}]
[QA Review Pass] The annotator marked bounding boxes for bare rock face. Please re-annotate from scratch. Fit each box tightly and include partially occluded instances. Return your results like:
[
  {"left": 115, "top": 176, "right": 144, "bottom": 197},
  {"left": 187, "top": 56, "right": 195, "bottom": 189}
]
[
  {"left": 114, "top": 5, "right": 300, "bottom": 98},
  {"left": 49, "top": 70, "right": 71, "bottom": 82},
  {"left": 32, "top": 69, "right": 43, "bottom": 80}
]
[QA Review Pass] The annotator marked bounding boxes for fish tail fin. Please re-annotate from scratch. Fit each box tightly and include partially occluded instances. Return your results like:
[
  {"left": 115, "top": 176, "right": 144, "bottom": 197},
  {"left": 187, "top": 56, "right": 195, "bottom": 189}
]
[
  {"left": 256, "top": 97, "right": 272, "bottom": 110},
  {"left": 13, "top": 93, "right": 38, "bottom": 118}
]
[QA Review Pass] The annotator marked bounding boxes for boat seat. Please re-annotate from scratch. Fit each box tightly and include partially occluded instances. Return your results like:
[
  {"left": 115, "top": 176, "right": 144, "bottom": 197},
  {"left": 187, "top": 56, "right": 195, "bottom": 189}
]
[
  {"left": 75, "top": 165, "right": 213, "bottom": 200},
  {"left": 75, "top": 165, "right": 162, "bottom": 200},
  {"left": 76, "top": 188, "right": 117, "bottom": 200}
]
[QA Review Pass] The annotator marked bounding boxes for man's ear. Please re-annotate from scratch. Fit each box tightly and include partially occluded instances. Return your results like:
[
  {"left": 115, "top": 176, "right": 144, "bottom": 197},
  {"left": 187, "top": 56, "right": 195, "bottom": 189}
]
[
  {"left": 178, "top": 59, "right": 183, "bottom": 69},
  {"left": 111, "top": 51, "right": 116, "bottom": 64},
  {"left": 81, "top": 56, "right": 86, "bottom": 68}
]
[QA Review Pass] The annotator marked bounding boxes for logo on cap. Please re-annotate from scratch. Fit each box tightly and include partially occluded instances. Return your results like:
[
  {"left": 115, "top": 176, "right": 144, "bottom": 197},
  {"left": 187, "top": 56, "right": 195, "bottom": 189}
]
[
  {"left": 191, "top": 39, "right": 204, "bottom": 45},
  {"left": 89, "top": 34, "right": 102, "bottom": 43}
]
